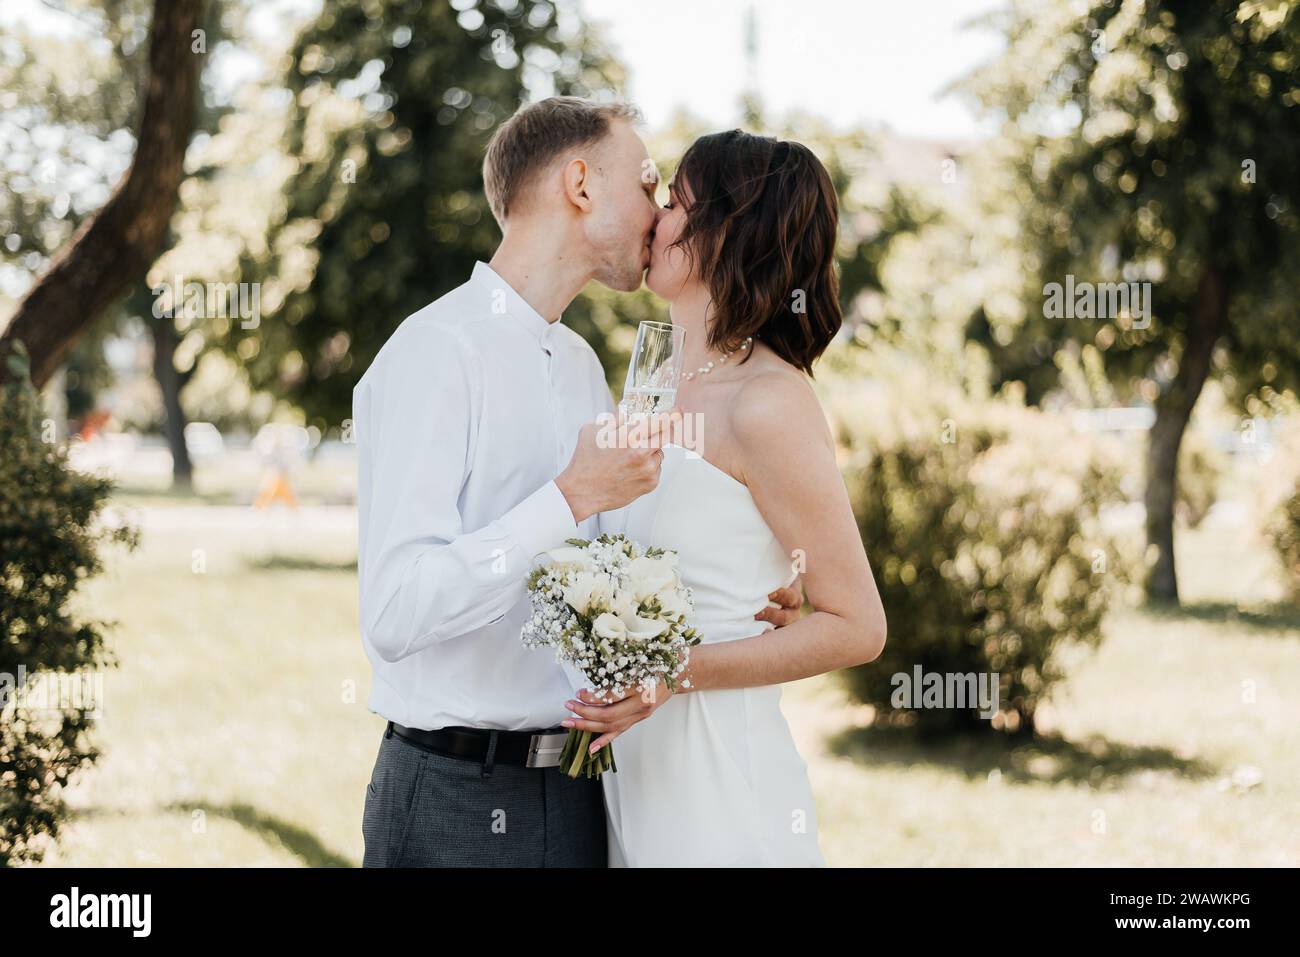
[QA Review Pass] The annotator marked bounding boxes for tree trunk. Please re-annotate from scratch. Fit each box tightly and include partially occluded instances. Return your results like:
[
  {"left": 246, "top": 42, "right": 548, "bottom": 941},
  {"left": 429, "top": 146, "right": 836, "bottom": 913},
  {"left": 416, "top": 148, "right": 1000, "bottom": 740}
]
[
  {"left": 151, "top": 320, "right": 192, "bottom": 487},
  {"left": 1143, "top": 263, "right": 1228, "bottom": 605},
  {"left": 0, "top": 0, "right": 205, "bottom": 389}
]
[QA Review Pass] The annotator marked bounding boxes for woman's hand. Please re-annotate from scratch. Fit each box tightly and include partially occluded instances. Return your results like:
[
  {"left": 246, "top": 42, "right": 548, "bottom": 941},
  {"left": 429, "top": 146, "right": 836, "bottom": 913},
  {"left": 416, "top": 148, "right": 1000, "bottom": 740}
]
[
  {"left": 561, "top": 679, "right": 673, "bottom": 755},
  {"left": 756, "top": 581, "right": 804, "bottom": 627}
]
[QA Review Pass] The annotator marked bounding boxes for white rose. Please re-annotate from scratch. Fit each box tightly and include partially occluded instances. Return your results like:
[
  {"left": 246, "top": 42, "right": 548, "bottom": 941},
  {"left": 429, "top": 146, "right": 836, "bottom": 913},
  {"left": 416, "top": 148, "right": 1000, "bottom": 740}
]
[
  {"left": 658, "top": 587, "right": 692, "bottom": 619},
  {"left": 588, "top": 572, "right": 616, "bottom": 611},
  {"left": 628, "top": 555, "right": 678, "bottom": 602},
  {"left": 562, "top": 572, "right": 596, "bottom": 615},
  {"left": 562, "top": 571, "right": 614, "bottom": 616},
  {"left": 609, "top": 591, "right": 639, "bottom": 620}
]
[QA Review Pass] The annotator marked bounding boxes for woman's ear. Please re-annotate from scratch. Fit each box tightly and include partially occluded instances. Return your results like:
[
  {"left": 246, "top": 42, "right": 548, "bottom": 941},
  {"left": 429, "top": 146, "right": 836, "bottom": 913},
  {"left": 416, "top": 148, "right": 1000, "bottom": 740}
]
[{"left": 562, "top": 157, "right": 593, "bottom": 213}]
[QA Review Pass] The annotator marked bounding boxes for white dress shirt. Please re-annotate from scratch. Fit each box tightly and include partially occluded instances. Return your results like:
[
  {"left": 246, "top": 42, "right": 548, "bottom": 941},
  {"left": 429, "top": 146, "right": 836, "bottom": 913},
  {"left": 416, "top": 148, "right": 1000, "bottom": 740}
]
[{"left": 354, "top": 261, "right": 615, "bottom": 731}]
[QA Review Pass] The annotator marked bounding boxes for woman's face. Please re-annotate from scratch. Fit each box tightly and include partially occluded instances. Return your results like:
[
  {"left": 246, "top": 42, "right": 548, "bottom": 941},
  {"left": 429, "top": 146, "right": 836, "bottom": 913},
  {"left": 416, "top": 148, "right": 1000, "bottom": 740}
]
[{"left": 645, "top": 178, "right": 695, "bottom": 301}]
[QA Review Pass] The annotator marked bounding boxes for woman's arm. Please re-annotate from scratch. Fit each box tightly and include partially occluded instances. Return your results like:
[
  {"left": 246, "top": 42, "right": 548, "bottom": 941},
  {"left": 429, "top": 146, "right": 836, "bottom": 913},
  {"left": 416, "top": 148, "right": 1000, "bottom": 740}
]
[
  {"left": 561, "top": 371, "right": 886, "bottom": 750},
  {"left": 678, "top": 370, "right": 887, "bottom": 692}
]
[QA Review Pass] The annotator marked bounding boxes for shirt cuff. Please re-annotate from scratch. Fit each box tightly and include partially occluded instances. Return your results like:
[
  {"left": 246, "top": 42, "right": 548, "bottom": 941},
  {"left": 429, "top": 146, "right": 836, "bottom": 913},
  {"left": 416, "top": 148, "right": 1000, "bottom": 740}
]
[
  {"left": 596, "top": 504, "right": 629, "bottom": 539},
  {"left": 500, "top": 479, "right": 582, "bottom": 565}
]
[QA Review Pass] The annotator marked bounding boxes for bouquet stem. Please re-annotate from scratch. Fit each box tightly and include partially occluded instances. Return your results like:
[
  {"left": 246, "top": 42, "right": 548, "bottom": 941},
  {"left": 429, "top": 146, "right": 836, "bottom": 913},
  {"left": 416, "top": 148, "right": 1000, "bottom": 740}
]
[{"left": 558, "top": 728, "right": 616, "bottom": 779}]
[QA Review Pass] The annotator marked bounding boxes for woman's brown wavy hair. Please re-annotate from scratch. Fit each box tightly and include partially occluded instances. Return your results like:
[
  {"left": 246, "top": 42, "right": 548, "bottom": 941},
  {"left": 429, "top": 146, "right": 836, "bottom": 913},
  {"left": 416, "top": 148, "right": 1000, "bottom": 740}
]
[{"left": 669, "top": 130, "right": 842, "bottom": 376}]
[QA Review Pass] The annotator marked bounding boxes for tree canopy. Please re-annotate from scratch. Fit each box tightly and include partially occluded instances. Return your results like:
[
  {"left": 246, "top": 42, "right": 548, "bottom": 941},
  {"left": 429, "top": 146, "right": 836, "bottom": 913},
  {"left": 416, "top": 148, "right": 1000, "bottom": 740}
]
[{"left": 965, "top": 0, "right": 1300, "bottom": 602}]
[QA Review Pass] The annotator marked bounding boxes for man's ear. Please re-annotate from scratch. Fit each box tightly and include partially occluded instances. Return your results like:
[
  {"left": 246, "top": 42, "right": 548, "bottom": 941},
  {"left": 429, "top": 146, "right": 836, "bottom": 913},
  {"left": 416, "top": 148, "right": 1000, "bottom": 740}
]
[{"left": 562, "top": 158, "right": 593, "bottom": 213}]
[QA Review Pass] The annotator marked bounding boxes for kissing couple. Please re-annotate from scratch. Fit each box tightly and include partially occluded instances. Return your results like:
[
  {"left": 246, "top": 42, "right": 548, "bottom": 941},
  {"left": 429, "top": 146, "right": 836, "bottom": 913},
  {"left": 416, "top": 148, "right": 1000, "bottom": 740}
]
[{"left": 355, "top": 96, "right": 887, "bottom": 867}]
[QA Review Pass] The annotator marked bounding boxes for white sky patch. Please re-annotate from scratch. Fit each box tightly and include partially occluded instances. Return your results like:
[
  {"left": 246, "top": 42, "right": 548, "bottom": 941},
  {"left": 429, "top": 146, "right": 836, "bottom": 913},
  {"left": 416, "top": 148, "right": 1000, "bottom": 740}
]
[{"left": 580, "top": 0, "right": 1004, "bottom": 138}]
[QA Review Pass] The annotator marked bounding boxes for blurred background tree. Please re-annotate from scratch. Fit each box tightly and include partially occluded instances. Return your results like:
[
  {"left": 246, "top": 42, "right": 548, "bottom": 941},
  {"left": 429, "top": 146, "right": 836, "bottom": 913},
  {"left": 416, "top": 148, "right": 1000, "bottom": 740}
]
[
  {"left": 0, "top": 0, "right": 224, "bottom": 484},
  {"left": 229, "top": 0, "right": 625, "bottom": 430},
  {"left": 964, "top": 0, "right": 1300, "bottom": 605},
  {"left": 0, "top": 0, "right": 152, "bottom": 433},
  {"left": 0, "top": 0, "right": 205, "bottom": 389}
]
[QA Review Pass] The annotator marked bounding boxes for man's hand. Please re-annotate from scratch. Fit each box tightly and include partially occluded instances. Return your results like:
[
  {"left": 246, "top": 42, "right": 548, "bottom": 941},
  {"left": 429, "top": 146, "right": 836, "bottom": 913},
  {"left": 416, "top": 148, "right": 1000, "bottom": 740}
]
[
  {"left": 555, "top": 409, "right": 679, "bottom": 524},
  {"left": 561, "top": 679, "right": 673, "bottom": 755},
  {"left": 756, "top": 579, "right": 804, "bottom": 628}
]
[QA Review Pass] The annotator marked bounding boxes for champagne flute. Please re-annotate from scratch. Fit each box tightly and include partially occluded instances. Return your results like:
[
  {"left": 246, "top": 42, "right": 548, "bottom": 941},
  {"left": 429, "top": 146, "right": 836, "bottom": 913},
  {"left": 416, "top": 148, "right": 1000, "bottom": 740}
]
[{"left": 619, "top": 320, "right": 685, "bottom": 419}]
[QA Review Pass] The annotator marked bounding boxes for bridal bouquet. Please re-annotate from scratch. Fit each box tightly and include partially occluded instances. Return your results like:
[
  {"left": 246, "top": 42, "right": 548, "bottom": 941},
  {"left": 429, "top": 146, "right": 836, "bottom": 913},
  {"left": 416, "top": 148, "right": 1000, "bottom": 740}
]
[{"left": 521, "top": 533, "right": 701, "bottom": 779}]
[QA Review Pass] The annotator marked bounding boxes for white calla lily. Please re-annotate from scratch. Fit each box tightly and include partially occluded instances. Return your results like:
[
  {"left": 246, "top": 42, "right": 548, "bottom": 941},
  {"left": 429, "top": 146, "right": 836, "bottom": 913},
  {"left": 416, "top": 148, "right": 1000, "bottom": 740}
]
[
  {"left": 592, "top": 612, "right": 628, "bottom": 642},
  {"left": 544, "top": 545, "right": 592, "bottom": 569},
  {"left": 619, "top": 610, "right": 669, "bottom": 642}
]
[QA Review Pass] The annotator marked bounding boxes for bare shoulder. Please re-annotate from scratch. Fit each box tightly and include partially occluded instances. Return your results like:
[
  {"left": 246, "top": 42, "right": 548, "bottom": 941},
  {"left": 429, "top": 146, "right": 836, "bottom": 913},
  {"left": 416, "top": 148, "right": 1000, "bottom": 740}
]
[
  {"left": 729, "top": 364, "right": 828, "bottom": 442},
  {"left": 726, "top": 362, "right": 833, "bottom": 482}
]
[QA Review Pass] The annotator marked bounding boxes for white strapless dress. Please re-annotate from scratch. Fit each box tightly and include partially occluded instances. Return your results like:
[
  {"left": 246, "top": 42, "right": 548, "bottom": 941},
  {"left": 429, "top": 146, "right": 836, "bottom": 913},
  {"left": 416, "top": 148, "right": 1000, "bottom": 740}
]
[{"left": 597, "top": 443, "right": 825, "bottom": 867}]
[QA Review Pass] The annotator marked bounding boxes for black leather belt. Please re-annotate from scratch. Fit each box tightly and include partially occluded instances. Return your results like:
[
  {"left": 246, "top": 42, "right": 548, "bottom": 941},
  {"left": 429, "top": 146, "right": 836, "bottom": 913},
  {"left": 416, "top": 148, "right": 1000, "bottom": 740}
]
[{"left": 387, "top": 721, "right": 569, "bottom": 769}]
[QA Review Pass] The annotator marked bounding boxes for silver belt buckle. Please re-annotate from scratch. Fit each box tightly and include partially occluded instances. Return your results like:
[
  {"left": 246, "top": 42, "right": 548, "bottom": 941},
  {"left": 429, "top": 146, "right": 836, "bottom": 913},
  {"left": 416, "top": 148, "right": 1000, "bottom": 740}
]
[{"left": 525, "top": 731, "right": 568, "bottom": 768}]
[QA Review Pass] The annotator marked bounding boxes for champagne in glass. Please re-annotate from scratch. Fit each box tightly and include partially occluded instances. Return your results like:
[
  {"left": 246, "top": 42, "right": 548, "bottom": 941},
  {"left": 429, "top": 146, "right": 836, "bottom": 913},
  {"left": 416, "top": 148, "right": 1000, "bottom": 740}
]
[{"left": 620, "top": 320, "right": 685, "bottom": 418}]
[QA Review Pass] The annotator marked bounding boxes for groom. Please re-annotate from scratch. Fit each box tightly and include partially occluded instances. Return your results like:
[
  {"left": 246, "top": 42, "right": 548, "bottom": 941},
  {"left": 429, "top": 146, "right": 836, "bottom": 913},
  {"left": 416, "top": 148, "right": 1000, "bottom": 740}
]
[{"left": 355, "top": 97, "right": 800, "bottom": 867}]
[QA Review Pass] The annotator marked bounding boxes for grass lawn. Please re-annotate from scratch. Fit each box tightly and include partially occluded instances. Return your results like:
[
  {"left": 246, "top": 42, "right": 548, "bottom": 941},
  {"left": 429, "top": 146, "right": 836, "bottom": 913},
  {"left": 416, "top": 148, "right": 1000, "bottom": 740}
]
[{"left": 34, "top": 492, "right": 1300, "bottom": 867}]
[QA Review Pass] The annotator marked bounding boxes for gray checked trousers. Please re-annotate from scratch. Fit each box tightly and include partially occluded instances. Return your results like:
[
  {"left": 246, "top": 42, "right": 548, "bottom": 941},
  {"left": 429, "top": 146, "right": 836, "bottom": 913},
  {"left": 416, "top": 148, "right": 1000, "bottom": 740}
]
[{"left": 361, "top": 722, "right": 608, "bottom": 867}]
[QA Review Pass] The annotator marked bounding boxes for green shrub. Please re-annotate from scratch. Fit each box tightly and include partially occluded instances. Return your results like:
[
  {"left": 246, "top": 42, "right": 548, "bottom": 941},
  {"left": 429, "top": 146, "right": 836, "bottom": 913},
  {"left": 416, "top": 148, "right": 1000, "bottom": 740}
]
[
  {"left": 824, "top": 364, "right": 1141, "bottom": 737},
  {"left": 0, "top": 343, "right": 136, "bottom": 864},
  {"left": 1267, "top": 483, "right": 1300, "bottom": 602},
  {"left": 1175, "top": 426, "right": 1228, "bottom": 530},
  {"left": 1258, "top": 415, "right": 1300, "bottom": 602}
]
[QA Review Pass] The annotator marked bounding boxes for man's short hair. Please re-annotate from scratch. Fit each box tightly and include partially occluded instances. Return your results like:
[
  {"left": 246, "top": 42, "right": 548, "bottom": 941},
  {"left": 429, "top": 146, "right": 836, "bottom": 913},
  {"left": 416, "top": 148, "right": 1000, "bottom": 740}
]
[{"left": 483, "top": 96, "right": 641, "bottom": 225}]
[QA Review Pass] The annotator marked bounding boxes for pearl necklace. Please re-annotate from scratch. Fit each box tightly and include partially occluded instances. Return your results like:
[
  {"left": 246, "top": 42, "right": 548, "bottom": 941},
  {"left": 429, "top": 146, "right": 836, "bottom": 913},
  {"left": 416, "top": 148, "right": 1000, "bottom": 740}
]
[{"left": 681, "top": 337, "right": 753, "bottom": 382}]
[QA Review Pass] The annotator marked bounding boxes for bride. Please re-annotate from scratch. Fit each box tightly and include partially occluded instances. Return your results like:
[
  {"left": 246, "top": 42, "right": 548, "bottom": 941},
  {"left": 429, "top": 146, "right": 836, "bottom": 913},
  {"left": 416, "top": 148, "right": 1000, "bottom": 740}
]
[{"left": 561, "top": 130, "right": 888, "bottom": 867}]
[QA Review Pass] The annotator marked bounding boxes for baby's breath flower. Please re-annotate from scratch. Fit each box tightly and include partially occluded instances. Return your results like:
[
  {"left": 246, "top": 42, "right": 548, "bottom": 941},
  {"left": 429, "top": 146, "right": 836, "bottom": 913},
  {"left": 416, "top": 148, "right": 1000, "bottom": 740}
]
[{"left": 521, "top": 534, "right": 701, "bottom": 776}]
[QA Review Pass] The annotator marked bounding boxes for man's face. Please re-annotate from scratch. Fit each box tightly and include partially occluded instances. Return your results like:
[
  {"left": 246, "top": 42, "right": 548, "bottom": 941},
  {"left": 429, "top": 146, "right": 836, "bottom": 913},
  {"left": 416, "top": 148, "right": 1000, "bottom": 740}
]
[{"left": 585, "top": 120, "right": 659, "bottom": 292}]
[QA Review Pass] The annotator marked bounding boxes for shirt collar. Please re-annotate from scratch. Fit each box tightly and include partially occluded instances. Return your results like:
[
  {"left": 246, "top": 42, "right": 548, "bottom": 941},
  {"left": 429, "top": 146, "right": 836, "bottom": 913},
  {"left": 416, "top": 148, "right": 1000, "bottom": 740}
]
[{"left": 471, "top": 260, "right": 557, "bottom": 346}]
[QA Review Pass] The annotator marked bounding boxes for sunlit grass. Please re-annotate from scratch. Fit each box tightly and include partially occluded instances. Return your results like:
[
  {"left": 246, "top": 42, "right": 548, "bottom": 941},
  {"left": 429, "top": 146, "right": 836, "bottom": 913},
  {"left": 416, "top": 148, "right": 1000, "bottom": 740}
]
[
  {"left": 36, "top": 493, "right": 1300, "bottom": 867},
  {"left": 786, "top": 508, "right": 1300, "bottom": 867},
  {"left": 41, "top": 504, "right": 368, "bottom": 867}
]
